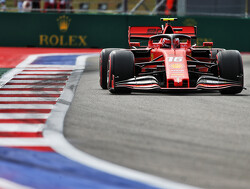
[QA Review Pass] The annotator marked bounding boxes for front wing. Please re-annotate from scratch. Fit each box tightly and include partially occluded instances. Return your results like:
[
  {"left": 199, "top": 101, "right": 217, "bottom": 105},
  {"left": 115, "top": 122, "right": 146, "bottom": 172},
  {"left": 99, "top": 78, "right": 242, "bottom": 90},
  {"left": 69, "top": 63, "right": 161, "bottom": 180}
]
[{"left": 111, "top": 76, "right": 243, "bottom": 92}]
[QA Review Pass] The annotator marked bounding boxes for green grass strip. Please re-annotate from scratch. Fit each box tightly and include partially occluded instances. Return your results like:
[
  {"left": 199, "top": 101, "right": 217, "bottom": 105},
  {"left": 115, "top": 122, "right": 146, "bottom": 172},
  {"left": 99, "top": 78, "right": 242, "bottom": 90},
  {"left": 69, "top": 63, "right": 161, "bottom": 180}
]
[{"left": 0, "top": 68, "right": 11, "bottom": 78}]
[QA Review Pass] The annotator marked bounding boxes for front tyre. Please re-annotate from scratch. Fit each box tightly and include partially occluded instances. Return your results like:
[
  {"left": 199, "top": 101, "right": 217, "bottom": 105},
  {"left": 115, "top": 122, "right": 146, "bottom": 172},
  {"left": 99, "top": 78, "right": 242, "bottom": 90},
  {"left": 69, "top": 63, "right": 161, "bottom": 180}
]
[
  {"left": 108, "top": 50, "right": 135, "bottom": 94},
  {"left": 217, "top": 50, "right": 244, "bottom": 94},
  {"left": 99, "top": 48, "right": 120, "bottom": 89}
]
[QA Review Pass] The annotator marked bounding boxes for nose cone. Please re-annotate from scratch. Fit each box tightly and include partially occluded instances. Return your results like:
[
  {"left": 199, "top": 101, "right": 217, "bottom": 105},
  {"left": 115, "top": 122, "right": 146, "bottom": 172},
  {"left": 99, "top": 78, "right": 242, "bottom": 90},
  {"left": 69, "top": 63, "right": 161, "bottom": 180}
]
[{"left": 165, "top": 50, "right": 189, "bottom": 88}]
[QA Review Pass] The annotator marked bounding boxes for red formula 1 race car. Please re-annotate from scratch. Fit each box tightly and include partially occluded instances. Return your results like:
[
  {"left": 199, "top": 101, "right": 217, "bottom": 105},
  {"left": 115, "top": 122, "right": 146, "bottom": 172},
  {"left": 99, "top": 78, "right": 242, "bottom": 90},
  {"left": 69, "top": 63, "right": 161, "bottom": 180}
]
[{"left": 99, "top": 18, "right": 244, "bottom": 94}]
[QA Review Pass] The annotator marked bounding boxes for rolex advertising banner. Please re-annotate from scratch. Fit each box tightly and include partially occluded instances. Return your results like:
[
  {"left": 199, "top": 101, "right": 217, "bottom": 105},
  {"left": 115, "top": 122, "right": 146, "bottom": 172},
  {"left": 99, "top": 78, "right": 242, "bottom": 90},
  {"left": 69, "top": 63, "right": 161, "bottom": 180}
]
[
  {"left": 0, "top": 12, "right": 250, "bottom": 51},
  {"left": 39, "top": 15, "right": 87, "bottom": 47},
  {"left": 0, "top": 12, "right": 128, "bottom": 48}
]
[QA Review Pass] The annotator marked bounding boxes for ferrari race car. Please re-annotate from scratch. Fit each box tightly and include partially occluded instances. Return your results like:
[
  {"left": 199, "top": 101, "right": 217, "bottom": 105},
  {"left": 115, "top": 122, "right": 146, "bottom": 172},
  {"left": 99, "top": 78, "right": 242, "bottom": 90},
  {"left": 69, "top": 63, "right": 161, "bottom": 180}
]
[{"left": 99, "top": 18, "right": 244, "bottom": 94}]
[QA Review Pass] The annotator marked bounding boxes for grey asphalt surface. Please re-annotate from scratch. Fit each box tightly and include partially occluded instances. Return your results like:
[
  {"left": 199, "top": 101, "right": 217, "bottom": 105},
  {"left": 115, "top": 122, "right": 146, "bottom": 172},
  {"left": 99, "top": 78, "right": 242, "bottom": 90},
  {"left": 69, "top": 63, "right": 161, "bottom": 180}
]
[{"left": 64, "top": 54, "right": 250, "bottom": 189}]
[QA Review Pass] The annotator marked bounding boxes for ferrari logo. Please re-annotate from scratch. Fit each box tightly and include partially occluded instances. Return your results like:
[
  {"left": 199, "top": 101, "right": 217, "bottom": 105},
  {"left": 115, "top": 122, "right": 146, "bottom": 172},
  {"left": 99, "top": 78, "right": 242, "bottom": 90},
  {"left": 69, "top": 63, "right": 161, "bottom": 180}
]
[{"left": 170, "top": 63, "right": 183, "bottom": 69}]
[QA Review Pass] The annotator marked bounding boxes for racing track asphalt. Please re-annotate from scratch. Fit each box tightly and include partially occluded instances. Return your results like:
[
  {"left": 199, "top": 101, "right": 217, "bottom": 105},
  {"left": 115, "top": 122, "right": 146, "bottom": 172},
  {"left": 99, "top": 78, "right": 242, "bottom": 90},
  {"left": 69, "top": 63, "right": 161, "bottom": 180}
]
[{"left": 64, "top": 54, "right": 250, "bottom": 189}]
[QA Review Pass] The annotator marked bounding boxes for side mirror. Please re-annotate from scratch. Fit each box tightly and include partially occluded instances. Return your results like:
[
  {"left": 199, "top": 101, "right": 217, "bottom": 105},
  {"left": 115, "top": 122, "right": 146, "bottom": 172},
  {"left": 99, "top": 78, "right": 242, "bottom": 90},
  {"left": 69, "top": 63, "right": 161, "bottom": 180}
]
[
  {"left": 203, "top": 42, "right": 213, "bottom": 47},
  {"left": 129, "top": 42, "right": 140, "bottom": 47}
]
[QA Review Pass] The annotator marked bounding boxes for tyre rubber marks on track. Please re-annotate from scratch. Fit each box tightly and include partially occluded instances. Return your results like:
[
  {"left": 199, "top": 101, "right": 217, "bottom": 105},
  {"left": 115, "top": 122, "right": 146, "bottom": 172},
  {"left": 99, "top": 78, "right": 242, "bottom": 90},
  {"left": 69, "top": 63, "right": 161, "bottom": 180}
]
[{"left": 0, "top": 57, "right": 74, "bottom": 152}]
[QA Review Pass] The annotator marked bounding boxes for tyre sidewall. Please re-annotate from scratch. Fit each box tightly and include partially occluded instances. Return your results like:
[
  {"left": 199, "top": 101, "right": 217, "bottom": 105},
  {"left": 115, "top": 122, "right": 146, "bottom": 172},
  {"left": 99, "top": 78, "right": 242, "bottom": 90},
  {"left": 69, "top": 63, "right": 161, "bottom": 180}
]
[
  {"left": 108, "top": 50, "right": 135, "bottom": 93},
  {"left": 217, "top": 50, "right": 243, "bottom": 94},
  {"left": 99, "top": 48, "right": 121, "bottom": 89}
]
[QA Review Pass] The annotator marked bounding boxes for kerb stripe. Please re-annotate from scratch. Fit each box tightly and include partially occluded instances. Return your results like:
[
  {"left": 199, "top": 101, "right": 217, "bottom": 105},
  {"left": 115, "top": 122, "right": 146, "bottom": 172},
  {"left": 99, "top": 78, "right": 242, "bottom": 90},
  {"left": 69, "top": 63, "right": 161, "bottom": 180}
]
[
  {"left": 17, "top": 74, "right": 71, "bottom": 76},
  {"left": 0, "top": 119, "right": 46, "bottom": 124},
  {"left": 5, "top": 83, "right": 66, "bottom": 85},
  {"left": 12, "top": 78, "right": 68, "bottom": 80},
  {"left": 22, "top": 70, "right": 72, "bottom": 72},
  {"left": 0, "top": 88, "right": 63, "bottom": 91},
  {"left": 0, "top": 132, "right": 43, "bottom": 137},
  {"left": 10, "top": 146, "right": 55, "bottom": 152},
  {"left": 0, "top": 101, "right": 56, "bottom": 104},
  {"left": 0, "top": 109, "right": 51, "bottom": 113},
  {"left": 0, "top": 94, "right": 60, "bottom": 97}
]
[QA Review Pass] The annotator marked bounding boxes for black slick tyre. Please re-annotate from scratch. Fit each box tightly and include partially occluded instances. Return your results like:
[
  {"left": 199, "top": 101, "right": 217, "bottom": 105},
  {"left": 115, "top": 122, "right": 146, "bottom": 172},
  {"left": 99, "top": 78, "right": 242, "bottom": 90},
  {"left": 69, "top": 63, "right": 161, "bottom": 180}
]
[
  {"left": 108, "top": 50, "right": 134, "bottom": 94},
  {"left": 99, "top": 48, "right": 120, "bottom": 89},
  {"left": 211, "top": 48, "right": 225, "bottom": 59},
  {"left": 217, "top": 50, "right": 244, "bottom": 94}
]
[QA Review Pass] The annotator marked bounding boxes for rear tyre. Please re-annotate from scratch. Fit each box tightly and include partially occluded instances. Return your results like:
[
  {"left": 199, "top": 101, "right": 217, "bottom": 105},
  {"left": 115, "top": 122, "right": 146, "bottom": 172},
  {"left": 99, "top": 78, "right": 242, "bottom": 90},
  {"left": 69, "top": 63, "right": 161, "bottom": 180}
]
[
  {"left": 217, "top": 50, "right": 243, "bottom": 94},
  {"left": 108, "top": 50, "right": 135, "bottom": 94},
  {"left": 211, "top": 48, "right": 225, "bottom": 59},
  {"left": 99, "top": 48, "right": 120, "bottom": 89}
]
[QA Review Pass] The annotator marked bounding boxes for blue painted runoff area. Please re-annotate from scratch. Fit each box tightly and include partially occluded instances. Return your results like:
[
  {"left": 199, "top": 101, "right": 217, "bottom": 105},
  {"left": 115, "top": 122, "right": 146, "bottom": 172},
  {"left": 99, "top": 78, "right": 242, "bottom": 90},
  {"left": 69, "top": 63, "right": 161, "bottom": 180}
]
[
  {"left": 0, "top": 147, "right": 160, "bottom": 189},
  {"left": 31, "top": 55, "right": 83, "bottom": 65}
]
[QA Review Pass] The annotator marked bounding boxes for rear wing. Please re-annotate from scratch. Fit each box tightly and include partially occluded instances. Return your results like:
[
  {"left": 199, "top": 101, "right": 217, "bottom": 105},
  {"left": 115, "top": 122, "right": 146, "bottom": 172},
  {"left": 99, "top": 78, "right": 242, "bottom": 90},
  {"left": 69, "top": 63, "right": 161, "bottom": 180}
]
[
  {"left": 128, "top": 25, "right": 197, "bottom": 47},
  {"left": 128, "top": 26, "right": 162, "bottom": 47},
  {"left": 128, "top": 26, "right": 162, "bottom": 39},
  {"left": 171, "top": 26, "right": 197, "bottom": 38}
]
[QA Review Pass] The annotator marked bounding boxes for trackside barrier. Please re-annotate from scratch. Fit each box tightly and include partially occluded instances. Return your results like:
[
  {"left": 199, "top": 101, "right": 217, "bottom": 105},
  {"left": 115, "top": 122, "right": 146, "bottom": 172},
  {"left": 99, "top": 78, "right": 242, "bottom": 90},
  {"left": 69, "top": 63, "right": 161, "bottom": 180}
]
[{"left": 0, "top": 12, "right": 250, "bottom": 51}]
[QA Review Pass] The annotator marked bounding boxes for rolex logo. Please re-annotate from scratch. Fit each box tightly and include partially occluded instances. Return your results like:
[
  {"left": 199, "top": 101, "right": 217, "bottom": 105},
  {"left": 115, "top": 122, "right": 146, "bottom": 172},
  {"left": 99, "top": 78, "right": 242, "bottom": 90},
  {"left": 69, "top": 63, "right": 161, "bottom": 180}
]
[{"left": 57, "top": 15, "right": 71, "bottom": 32}]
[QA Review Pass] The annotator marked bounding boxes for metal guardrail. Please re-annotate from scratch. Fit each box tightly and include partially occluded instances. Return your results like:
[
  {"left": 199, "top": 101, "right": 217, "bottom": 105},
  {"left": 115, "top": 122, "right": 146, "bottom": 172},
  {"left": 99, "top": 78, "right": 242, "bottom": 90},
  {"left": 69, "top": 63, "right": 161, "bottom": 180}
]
[{"left": 0, "top": 0, "right": 249, "bottom": 17}]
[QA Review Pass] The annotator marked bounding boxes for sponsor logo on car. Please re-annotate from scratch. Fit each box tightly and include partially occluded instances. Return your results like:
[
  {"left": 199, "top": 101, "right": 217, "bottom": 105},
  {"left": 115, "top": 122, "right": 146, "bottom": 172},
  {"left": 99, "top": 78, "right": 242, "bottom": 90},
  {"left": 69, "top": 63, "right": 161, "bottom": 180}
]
[
  {"left": 170, "top": 63, "right": 183, "bottom": 69},
  {"left": 147, "top": 28, "right": 162, "bottom": 34}
]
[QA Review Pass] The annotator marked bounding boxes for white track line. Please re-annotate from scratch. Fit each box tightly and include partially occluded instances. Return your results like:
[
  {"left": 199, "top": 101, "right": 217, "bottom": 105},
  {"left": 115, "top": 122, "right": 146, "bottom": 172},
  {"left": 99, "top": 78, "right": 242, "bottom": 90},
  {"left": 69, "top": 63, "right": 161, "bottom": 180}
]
[
  {"left": 25, "top": 65, "right": 76, "bottom": 68},
  {"left": 20, "top": 71, "right": 72, "bottom": 74},
  {"left": 0, "top": 138, "right": 49, "bottom": 146},
  {"left": 0, "top": 124, "right": 45, "bottom": 132},
  {"left": 0, "top": 104, "right": 54, "bottom": 108},
  {"left": 0, "top": 178, "right": 33, "bottom": 189},
  {"left": 23, "top": 68, "right": 73, "bottom": 70},
  {"left": 0, "top": 91, "right": 61, "bottom": 94},
  {"left": 8, "top": 80, "right": 67, "bottom": 83},
  {"left": 2, "top": 85, "right": 64, "bottom": 88},
  {"left": 47, "top": 131, "right": 200, "bottom": 189},
  {"left": 0, "top": 114, "right": 49, "bottom": 119},
  {"left": 75, "top": 55, "right": 88, "bottom": 69}
]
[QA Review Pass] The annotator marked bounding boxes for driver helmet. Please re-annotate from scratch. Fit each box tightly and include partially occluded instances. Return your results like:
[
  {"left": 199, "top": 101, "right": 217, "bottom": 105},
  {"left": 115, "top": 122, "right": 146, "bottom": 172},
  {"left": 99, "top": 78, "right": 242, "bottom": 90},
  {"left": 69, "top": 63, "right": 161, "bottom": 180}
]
[
  {"left": 162, "top": 38, "right": 171, "bottom": 48},
  {"left": 173, "top": 38, "right": 180, "bottom": 48}
]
